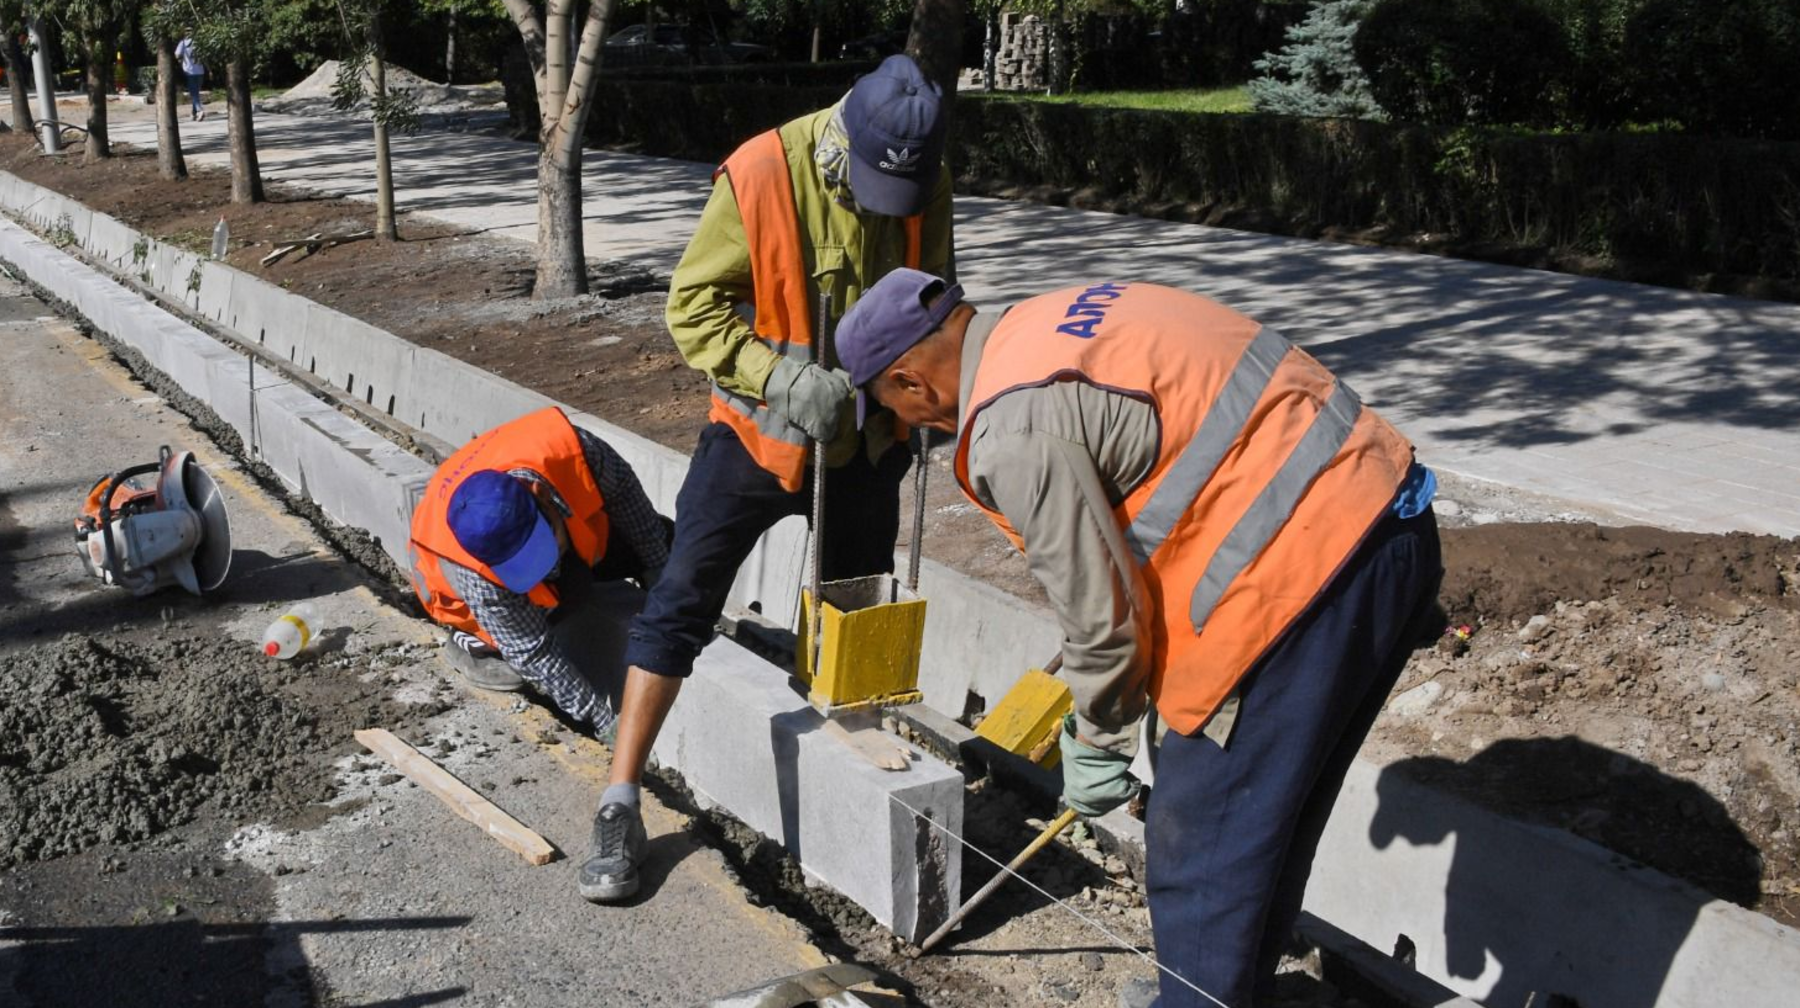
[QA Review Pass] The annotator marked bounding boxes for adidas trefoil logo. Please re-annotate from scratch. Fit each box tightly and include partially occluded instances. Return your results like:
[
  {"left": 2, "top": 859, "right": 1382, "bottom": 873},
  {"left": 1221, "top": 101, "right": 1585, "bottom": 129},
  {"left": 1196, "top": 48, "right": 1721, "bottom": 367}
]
[{"left": 880, "top": 146, "right": 920, "bottom": 173}]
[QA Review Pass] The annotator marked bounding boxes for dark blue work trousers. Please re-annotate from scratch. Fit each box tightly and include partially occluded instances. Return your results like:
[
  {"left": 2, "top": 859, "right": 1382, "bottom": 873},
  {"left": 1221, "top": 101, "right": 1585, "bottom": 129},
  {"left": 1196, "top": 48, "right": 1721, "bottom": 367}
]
[
  {"left": 1146, "top": 507, "right": 1442, "bottom": 1008},
  {"left": 624, "top": 421, "right": 911, "bottom": 677}
]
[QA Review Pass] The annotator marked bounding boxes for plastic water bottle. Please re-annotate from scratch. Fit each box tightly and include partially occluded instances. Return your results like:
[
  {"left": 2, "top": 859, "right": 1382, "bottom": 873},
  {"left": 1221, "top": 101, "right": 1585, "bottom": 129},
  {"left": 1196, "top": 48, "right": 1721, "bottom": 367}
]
[
  {"left": 211, "top": 216, "right": 229, "bottom": 260},
  {"left": 261, "top": 602, "right": 320, "bottom": 659}
]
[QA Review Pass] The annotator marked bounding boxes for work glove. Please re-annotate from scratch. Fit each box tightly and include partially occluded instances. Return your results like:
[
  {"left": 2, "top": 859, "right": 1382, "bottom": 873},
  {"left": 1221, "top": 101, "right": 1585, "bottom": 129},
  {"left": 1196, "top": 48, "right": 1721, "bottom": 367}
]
[
  {"left": 764, "top": 357, "right": 854, "bottom": 443},
  {"left": 1059, "top": 713, "right": 1140, "bottom": 818}
]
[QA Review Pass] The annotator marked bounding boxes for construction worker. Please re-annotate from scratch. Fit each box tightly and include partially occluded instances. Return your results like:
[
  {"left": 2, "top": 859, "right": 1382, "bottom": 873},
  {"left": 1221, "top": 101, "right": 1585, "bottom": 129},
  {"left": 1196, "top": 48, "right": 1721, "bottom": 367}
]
[
  {"left": 407, "top": 406, "right": 670, "bottom": 743},
  {"left": 582, "top": 54, "right": 954, "bottom": 905},
  {"left": 837, "top": 269, "right": 1443, "bottom": 1008}
]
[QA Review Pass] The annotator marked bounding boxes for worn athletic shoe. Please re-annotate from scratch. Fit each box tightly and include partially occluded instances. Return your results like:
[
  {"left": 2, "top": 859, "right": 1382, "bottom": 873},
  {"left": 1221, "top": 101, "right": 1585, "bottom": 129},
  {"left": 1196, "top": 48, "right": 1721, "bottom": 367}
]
[
  {"left": 442, "top": 632, "right": 525, "bottom": 692},
  {"left": 578, "top": 802, "right": 646, "bottom": 903},
  {"left": 1116, "top": 976, "right": 1160, "bottom": 1008}
]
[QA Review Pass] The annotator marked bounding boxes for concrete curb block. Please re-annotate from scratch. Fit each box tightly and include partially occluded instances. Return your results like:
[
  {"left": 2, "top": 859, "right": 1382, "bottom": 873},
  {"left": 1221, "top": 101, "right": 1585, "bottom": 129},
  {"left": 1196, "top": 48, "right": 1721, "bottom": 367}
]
[
  {"left": 656, "top": 623, "right": 963, "bottom": 941},
  {"left": 0, "top": 215, "right": 431, "bottom": 567},
  {"left": 8, "top": 172, "right": 1799, "bottom": 1004}
]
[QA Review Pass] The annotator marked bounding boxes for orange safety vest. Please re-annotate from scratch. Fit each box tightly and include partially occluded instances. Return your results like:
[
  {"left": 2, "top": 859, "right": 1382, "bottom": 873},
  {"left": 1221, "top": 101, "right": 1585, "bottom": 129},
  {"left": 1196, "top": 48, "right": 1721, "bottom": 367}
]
[
  {"left": 710, "top": 127, "right": 923, "bottom": 492},
  {"left": 953, "top": 284, "right": 1415, "bottom": 734},
  {"left": 407, "top": 407, "right": 609, "bottom": 648}
]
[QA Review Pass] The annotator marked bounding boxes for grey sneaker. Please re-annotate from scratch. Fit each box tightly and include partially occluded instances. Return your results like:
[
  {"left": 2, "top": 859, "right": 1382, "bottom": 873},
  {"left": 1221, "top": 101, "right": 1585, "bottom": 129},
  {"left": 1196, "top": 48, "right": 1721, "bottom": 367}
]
[
  {"left": 443, "top": 633, "right": 525, "bottom": 692},
  {"left": 578, "top": 802, "right": 645, "bottom": 903},
  {"left": 1117, "top": 976, "right": 1159, "bottom": 1008}
]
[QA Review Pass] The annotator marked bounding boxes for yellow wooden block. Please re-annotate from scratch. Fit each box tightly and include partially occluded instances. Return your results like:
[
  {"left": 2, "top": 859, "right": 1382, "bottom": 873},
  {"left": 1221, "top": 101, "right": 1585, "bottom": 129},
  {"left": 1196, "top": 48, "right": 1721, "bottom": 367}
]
[
  {"left": 975, "top": 668, "right": 1073, "bottom": 768},
  {"left": 797, "top": 574, "right": 927, "bottom": 715}
]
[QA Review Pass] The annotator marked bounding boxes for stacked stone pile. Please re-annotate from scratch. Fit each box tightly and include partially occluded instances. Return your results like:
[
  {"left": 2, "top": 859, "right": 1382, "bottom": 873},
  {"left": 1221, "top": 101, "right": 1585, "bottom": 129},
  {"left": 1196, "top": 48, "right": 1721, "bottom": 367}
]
[{"left": 992, "top": 12, "right": 1052, "bottom": 91}]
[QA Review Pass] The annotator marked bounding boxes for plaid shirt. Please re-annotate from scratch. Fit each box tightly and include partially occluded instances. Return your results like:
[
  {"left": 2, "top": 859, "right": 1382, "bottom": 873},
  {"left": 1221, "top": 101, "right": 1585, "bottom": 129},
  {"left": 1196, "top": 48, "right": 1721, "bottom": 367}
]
[{"left": 440, "top": 429, "right": 667, "bottom": 731}]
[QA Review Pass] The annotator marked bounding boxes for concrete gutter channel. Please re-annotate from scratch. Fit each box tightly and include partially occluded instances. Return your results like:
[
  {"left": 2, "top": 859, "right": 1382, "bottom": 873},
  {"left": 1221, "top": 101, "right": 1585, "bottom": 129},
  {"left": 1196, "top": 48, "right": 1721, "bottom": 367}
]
[{"left": 3, "top": 173, "right": 1795, "bottom": 1007}]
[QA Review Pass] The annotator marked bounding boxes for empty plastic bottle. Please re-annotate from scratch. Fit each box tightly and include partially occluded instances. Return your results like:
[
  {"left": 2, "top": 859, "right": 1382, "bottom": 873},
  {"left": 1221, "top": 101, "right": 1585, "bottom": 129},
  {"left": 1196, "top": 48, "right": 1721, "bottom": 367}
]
[
  {"left": 211, "top": 216, "right": 229, "bottom": 260},
  {"left": 261, "top": 602, "right": 320, "bottom": 659}
]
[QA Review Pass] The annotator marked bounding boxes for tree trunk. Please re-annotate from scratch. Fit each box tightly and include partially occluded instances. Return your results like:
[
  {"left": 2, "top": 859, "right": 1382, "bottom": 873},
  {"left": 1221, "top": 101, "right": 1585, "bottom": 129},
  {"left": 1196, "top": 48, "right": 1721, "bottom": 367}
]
[
  {"left": 372, "top": 53, "right": 396, "bottom": 240},
  {"left": 83, "top": 37, "right": 110, "bottom": 161},
  {"left": 225, "top": 58, "right": 264, "bottom": 203},
  {"left": 3, "top": 35, "right": 32, "bottom": 135},
  {"left": 528, "top": 0, "right": 614, "bottom": 299},
  {"left": 154, "top": 37, "right": 186, "bottom": 180},
  {"left": 906, "top": 0, "right": 964, "bottom": 117},
  {"left": 445, "top": 9, "right": 457, "bottom": 83},
  {"left": 533, "top": 139, "right": 584, "bottom": 297}
]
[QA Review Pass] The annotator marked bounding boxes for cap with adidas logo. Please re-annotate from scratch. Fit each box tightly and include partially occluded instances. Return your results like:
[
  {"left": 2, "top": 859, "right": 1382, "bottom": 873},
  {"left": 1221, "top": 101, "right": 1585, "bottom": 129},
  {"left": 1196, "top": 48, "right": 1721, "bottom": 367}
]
[{"left": 843, "top": 54, "right": 947, "bottom": 218}]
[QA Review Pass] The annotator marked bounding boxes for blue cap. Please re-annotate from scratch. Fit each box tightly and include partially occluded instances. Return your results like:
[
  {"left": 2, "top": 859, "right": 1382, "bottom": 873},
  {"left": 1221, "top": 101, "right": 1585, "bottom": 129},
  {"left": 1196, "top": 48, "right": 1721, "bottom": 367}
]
[
  {"left": 836, "top": 267, "right": 964, "bottom": 427},
  {"left": 447, "top": 470, "right": 560, "bottom": 592},
  {"left": 844, "top": 55, "right": 946, "bottom": 217}
]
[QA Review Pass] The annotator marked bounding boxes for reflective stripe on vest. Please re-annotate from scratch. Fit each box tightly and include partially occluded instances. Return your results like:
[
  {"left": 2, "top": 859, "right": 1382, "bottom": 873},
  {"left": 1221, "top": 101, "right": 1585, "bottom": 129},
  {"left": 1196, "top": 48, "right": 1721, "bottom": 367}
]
[
  {"left": 952, "top": 283, "right": 1413, "bottom": 733},
  {"left": 406, "top": 407, "right": 610, "bottom": 648},
  {"left": 710, "top": 127, "right": 922, "bottom": 491}
]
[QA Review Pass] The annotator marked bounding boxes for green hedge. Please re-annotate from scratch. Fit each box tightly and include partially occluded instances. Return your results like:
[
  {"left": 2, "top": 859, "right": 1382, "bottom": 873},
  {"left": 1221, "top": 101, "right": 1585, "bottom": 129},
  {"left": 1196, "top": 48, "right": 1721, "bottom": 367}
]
[
  {"left": 548, "top": 77, "right": 1800, "bottom": 286},
  {"left": 955, "top": 99, "right": 1800, "bottom": 283},
  {"left": 578, "top": 80, "right": 847, "bottom": 163}
]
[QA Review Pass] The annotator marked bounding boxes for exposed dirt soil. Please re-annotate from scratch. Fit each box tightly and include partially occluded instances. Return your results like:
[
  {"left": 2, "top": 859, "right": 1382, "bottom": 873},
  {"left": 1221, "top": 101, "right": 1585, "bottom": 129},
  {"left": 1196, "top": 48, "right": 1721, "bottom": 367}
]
[
  {"left": 1371, "top": 524, "right": 1800, "bottom": 925},
  {"left": 4, "top": 116, "right": 1799, "bottom": 1004}
]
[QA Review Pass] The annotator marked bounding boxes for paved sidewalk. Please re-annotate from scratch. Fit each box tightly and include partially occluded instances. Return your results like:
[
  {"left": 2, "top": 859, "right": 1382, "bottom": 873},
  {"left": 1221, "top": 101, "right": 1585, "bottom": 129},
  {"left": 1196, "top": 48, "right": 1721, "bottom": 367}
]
[{"left": 110, "top": 110, "right": 1800, "bottom": 536}]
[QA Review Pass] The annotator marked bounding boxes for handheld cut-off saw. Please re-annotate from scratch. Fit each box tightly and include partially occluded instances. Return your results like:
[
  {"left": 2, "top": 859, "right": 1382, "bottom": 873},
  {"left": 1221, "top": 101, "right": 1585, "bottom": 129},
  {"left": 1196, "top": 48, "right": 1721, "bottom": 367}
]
[{"left": 73, "top": 445, "right": 232, "bottom": 596}]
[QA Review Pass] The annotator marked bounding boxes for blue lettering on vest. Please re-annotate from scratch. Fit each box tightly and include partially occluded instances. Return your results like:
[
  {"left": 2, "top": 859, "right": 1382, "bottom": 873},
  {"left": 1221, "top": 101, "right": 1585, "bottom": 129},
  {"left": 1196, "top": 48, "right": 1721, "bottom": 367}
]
[{"left": 1054, "top": 283, "right": 1131, "bottom": 339}]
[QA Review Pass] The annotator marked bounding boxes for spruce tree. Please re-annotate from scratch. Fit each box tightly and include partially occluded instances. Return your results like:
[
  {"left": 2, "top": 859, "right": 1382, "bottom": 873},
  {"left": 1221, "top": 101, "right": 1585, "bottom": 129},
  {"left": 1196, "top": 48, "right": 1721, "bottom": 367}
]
[{"left": 1248, "top": 0, "right": 1383, "bottom": 119}]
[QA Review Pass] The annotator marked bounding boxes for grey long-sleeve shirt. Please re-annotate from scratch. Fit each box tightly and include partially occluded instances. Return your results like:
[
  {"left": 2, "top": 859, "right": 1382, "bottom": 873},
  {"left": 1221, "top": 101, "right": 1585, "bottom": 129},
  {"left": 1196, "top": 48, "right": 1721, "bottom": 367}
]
[
  {"left": 957, "top": 312, "right": 1238, "bottom": 754},
  {"left": 439, "top": 428, "right": 668, "bottom": 731}
]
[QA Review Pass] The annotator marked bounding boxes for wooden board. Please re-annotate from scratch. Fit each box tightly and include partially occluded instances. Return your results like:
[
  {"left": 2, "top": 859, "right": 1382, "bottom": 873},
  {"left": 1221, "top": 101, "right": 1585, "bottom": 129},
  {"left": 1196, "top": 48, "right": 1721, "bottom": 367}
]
[{"left": 354, "top": 728, "right": 558, "bottom": 866}]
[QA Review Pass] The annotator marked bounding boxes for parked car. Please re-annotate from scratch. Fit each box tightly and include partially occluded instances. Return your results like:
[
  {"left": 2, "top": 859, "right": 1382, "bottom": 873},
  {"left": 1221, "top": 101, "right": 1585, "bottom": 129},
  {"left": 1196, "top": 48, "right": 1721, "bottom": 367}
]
[{"left": 604, "top": 23, "right": 772, "bottom": 67}]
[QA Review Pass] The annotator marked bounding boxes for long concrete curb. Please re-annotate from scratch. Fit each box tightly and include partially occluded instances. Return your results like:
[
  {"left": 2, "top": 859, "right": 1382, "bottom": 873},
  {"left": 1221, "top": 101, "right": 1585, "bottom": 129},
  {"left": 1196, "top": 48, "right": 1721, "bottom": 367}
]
[
  {"left": 0, "top": 205, "right": 961, "bottom": 943},
  {"left": 8, "top": 173, "right": 1799, "bottom": 1004}
]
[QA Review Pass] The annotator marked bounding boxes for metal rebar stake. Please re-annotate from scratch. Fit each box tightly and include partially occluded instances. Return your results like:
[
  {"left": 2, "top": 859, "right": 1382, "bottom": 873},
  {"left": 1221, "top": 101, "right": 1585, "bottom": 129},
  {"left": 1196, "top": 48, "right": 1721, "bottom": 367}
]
[
  {"left": 907, "top": 432, "right": 927, "bottom": 594},
  {"left": 807, "top": 291, "right": 831, "bottom": 680}
]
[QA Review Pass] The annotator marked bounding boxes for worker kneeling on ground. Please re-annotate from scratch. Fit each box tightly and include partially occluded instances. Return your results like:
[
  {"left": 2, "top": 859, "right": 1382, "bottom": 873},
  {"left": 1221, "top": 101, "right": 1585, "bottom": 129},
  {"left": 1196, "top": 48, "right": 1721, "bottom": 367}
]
[
  {"left": 839, "top": 270, "right": 1444, "bottom": 1008},
  {"left": 586, "top": 54, "right": 954, "bottom": 905},
  {"left": 407, "top": 405, "right": 670, "bottom": 744}
]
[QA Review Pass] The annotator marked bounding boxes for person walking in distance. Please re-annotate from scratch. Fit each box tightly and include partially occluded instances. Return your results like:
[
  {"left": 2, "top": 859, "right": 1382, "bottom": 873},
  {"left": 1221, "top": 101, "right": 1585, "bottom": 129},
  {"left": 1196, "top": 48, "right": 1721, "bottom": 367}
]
[{"left": 175, "top": 33, "right": 205, "bottom": 121}]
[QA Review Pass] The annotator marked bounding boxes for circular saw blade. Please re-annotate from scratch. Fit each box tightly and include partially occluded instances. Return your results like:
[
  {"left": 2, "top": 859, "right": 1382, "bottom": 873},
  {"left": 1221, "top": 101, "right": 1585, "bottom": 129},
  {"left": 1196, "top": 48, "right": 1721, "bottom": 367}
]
[{"left": 164, "top": 451, "right": 233, "bottom": 592}]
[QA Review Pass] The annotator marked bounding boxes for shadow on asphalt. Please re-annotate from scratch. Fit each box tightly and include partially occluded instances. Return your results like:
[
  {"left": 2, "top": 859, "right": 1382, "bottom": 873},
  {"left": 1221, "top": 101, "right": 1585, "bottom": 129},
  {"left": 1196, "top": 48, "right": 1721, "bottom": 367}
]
[{"left": 0, "top": 915, "right": 470, "bottom": 1007}]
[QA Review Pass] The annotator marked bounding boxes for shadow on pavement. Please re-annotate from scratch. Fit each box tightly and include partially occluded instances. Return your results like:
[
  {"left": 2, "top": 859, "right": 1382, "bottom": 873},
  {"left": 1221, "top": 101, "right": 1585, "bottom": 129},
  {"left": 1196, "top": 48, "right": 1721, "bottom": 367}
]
[
  {"left": 0, "top": 914, "right": 471, "bottom": 1007},
  {"left": 1370, "top": 736, "right": 1760, "bottom": 1007}
]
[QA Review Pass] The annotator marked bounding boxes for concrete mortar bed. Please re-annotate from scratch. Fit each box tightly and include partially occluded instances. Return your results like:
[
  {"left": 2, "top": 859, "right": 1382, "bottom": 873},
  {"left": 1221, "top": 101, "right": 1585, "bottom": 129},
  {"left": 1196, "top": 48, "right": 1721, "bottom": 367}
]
[{"left": 5, "top": 158, "right": 1800, "bottom": 1005}]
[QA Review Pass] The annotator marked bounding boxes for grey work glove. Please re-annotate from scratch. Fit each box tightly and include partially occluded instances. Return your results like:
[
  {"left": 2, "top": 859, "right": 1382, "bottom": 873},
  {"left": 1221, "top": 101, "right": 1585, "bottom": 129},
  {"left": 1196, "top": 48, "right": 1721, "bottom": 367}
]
[
  {"left": 1059, "top": 713, "right": 1140, "bottom": 817},
  {"left": 763, "top": 357, "right": 853, "bottom": 443}
]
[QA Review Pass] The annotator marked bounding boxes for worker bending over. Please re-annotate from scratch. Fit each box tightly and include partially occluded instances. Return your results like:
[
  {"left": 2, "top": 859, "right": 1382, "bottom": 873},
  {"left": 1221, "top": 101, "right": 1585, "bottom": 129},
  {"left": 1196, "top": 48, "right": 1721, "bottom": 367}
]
[
  {"left": 838, "top": 270, "right": 1442, "bottom": 1008},
  {"left": 407, "top": 406, "right": 669, "bottom": 750},
  {"left": 580, "top": 54, "right": 955, "bottom": 905}
]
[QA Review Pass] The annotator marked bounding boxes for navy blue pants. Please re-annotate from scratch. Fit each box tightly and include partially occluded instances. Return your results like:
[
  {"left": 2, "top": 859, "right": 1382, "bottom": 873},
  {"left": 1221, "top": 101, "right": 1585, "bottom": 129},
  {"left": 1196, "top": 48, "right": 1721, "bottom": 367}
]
[
  {"left": 1146, "top": 507, "right": 1442, "bottom": 1008},
  {"left": 624, "top": 422, "right": 911, "bottom": 677}
]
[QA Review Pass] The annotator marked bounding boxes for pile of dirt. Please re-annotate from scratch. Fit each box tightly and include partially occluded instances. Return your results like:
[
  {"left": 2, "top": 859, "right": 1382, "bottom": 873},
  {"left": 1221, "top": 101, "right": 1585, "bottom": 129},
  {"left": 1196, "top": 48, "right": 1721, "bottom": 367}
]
[
  {"left": 1440, "top": 523, "right": 1800, "bottom": 621},
  {"left": 0, "top": 633, "right": 427, "bottom": 867},
  {"left": 261, "top": 60, "right": 502, "bottom": 116}
]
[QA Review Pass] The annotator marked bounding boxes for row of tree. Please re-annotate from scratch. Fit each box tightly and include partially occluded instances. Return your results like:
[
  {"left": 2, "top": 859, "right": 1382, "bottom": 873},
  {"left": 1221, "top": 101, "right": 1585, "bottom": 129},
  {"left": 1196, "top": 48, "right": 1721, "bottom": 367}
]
[{"left": 9, "top": 0, "right": 965, "bottom": 300}]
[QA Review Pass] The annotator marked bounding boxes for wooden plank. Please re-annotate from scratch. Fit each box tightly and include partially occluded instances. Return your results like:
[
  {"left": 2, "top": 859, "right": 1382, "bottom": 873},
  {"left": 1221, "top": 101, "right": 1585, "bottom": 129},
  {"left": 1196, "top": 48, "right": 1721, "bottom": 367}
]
[{"left": 354, "top": 728, "right": 557, "bottom": 867}]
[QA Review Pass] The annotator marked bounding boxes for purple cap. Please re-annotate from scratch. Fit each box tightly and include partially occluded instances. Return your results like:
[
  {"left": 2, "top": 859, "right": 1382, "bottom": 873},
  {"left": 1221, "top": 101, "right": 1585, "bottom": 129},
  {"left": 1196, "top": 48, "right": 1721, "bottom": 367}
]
[
  {"left": 844, "top": 55, "right": 946, "bottom": 217},
  {"left": 447, "top": 469, "right": 560, "bottom": 593},
  {"left": 836, "top": 267, "right": 964, "bottom": 426}
]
